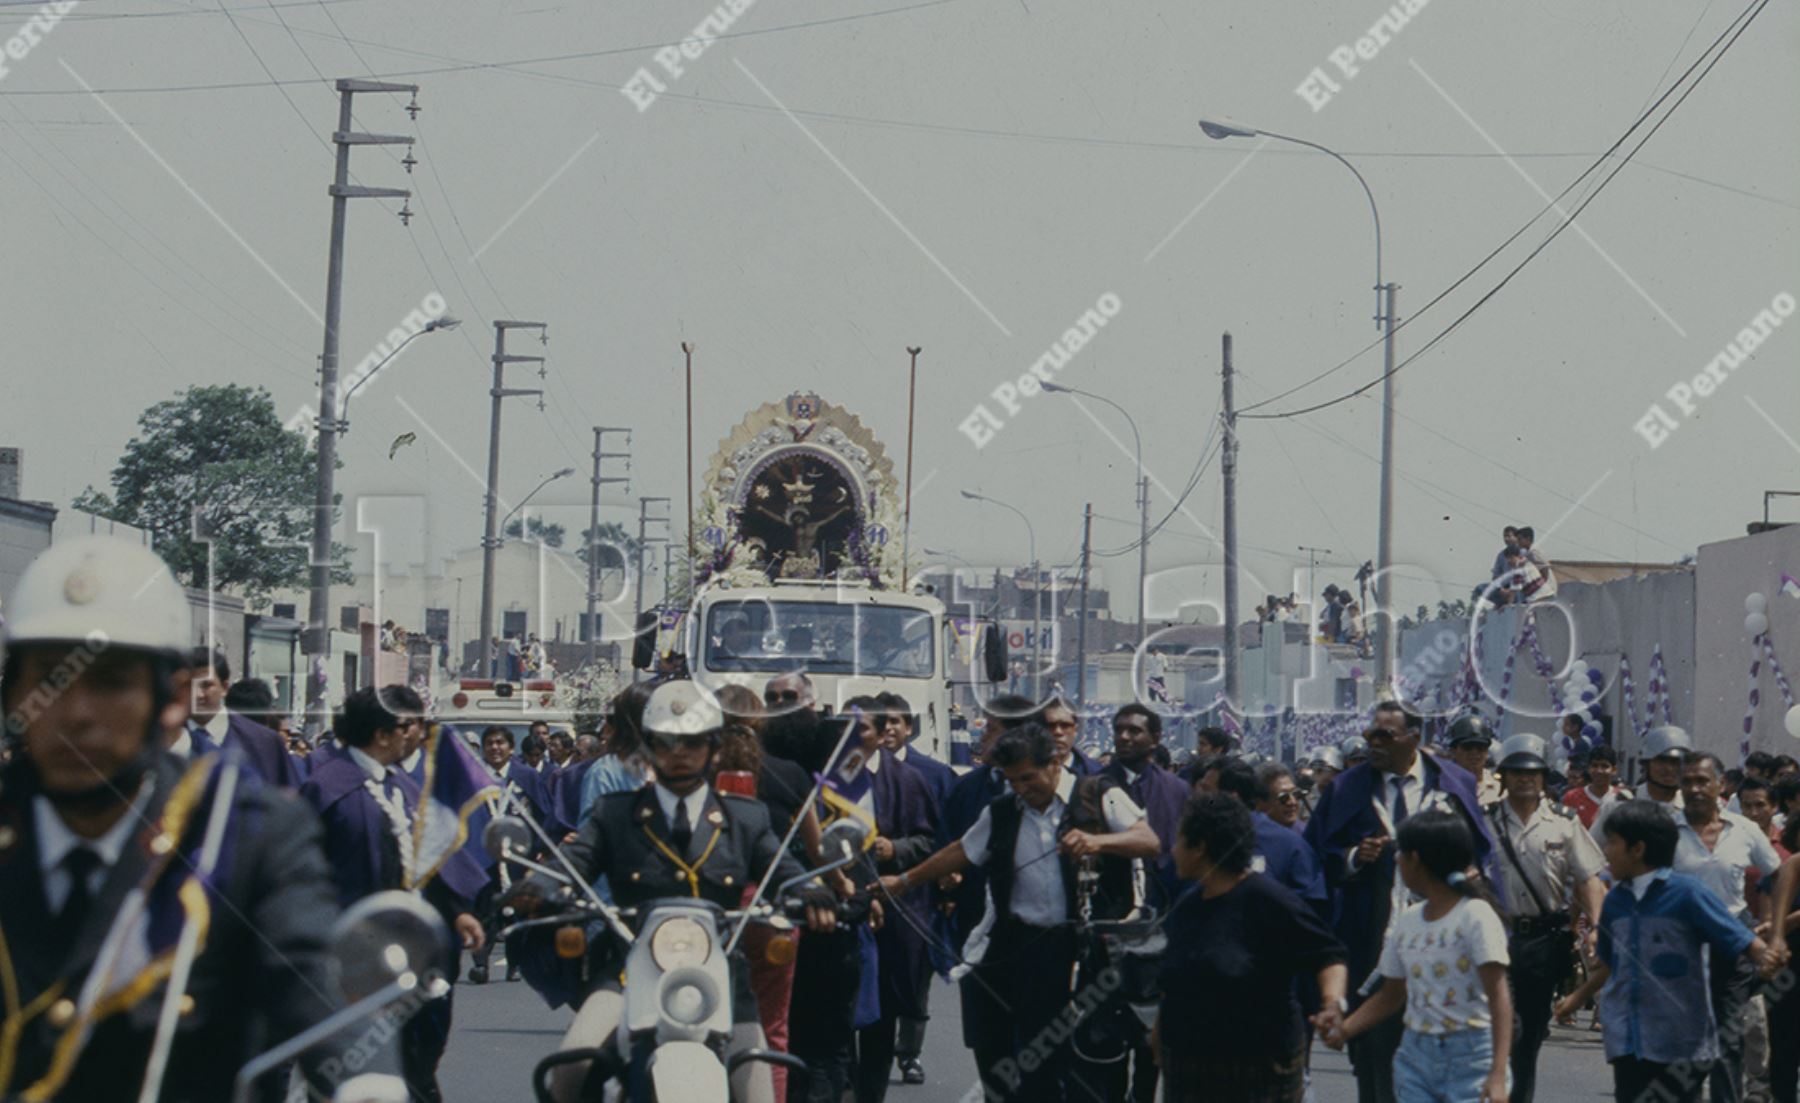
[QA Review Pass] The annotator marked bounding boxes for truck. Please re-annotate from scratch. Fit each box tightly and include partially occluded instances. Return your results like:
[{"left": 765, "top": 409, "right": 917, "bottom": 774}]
[{"left": 676, "top": 579, "right": 1006, "bottom": 764}]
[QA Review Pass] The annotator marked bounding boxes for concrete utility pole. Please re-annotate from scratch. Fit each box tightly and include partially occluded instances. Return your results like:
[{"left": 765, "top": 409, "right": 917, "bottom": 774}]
[
  {"left": 1373, "top": 282, "right": 1400, "bottom": 693},
  {"left": 1076, "top": 502, "right": 1093, "bottom": 717},
  {"left": 1221, "top": 332, "right": 1241, "bottom": 723},
  {"left": 478, "top": 320, "right": 547, "bottom": 659},
  {"left": 303, "top": 78, "right": 418, "bottom": 736},
  {"left": 632, "top": 496, "right": 671, "bottom": 680},
  {"left": 585, "top": 427, "right": 632, "bottom": 669},
  {"left": 903, "top": 346, "right": 921, "bottom": 589},
  {"left": 682, "top": 342, "right": 695, "bottom": 593}
]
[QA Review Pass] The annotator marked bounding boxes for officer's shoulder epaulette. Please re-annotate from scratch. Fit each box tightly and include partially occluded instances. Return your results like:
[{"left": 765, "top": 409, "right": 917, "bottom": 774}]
[{"left": 1546, "top": 801, "right": 1575, "bottom": 820}]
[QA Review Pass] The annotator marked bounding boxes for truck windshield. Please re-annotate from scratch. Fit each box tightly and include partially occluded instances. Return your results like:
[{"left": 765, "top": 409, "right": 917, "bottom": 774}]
[{"left": 704, "top": 600, "right": 934, "bottom": 678}]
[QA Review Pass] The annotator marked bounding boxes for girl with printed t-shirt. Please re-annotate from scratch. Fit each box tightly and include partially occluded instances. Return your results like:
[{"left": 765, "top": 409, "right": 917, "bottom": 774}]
[{"left": 1325, "top": 810, "right": 1514, "bottom": 1103}]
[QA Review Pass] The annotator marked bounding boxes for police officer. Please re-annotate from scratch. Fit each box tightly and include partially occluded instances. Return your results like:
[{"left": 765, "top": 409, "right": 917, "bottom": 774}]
[
  {"left": 1590, "top": 725, "right": 1691, "bottom": 844},
  {"left": 1487, "top": 733, "right": 1606, "bottom": 1103},
  {"left": 1446, "top": 714, "right": 1502, "bottom": 806},
  {"left": 0, "top": 536, "right": 398, "bottom": 1102},
  {"left": 521, "top": 681, "right": 838, "bottom": 1103}
]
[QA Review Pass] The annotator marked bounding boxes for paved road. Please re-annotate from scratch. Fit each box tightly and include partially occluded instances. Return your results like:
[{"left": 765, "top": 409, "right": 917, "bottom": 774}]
[{"left": 440, "top": 970, "right": 1618, "bottom": 1100}]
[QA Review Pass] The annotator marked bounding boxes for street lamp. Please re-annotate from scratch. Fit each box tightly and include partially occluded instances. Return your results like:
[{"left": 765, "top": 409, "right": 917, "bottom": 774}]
[
  {"left": 499, "top": 467, "right": 577, "bottom": 537},
  {"left": 1199, "top": 116, "right": 1400, "bottom": 692},
  {"left": 1040, "top": 380, "right": 1149, "bottom": 651},
  {"left": 337, "top": 315, "right": 461, "bottom": 428},
  {"left": 961, "top": 489, "right": 1041, "bottom": 695}
]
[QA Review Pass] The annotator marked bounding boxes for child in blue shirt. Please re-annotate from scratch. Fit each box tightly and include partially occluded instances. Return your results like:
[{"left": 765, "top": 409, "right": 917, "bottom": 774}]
[{"left": 1557, "top": 800, "right": 1775, "bottom": 1103}]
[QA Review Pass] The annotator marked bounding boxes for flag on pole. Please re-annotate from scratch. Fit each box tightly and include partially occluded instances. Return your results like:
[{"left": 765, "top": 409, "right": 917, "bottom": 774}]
[{"left": 410, "top": 723, "right": 501, "bottom": 889}]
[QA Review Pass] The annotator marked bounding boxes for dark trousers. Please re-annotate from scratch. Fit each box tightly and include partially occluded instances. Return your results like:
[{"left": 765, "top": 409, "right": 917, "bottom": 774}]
[
  {"left": 1347, "top": 1008, "right": 1403, "bottom": 1103},
  {"left": 1086, "top": 1041, "right": 1156, "bottom": 1103},
  {"left": 400, "top": 978, "right": 455, "bottom": 1103},
  {"left": 1507, "top": 957, "right": 1559, "bottom": 1103},
  {"left": 896, "top": 1015, "right": 927, "bottom": 1062},
  {"left": 789, "top": 928, "right": 861, "bottom": 1103},
  {"left": 1771, "top": 948, "right": 1800, "bottom": 1103},
  {"left": 855, "top": 1011, "right": 900, "bottom": 1103},
  {"left": 1712, "top": 952, "right": 1758, "bottom": 1103},
  {"left": 963, "top": 923, "right": 1115, "bottom": 1103},
  {"left": 1613, "top": 1055, "right": 1711, "bottom": 1103}
]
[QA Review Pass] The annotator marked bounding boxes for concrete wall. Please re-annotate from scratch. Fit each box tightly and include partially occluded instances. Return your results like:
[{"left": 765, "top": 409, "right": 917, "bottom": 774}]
[
  {"left": 1696, "top": 524, "right": 1800, "bottom": 760},
  {"left": 0, "top": 497, "right": 54, "bottom": 603}
]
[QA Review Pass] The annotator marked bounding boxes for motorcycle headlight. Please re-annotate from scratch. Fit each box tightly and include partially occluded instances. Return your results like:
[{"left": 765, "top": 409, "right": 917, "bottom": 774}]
[{"left": 649, "top": 915, "right": 712, "bottom": 971}]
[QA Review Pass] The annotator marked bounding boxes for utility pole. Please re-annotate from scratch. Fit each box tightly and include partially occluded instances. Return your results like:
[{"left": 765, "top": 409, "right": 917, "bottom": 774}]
[
  {"left": 1221, "top": 332, "right": 1241, "bottom": 724},
  {"left": 682, "top": 342, "right": 695, "bottom": 594},
  {"left": 633, "top": 496, "right": 671, "bottom": 680},
  {"left": 478, "top": 320, "right": 547, "bottom": 661},
  {"left": 1373, "top": 282, "right": 1401, "bottom": 696},
  {"left": 585, "top": 426, "right": 632, "bottom": 670},
  {"left": 1076, "top": 502, "right": 1092, "bottom": 716},
  {"left": 903, "top": 346, "right": 920, "bottom": 588},
  {"left": 303, "top": 78, "right": 418, "bottom": 736},
  {"left": 662, "top": 543, "right": 677, "bottom": 606},
  {"left": 1136, "top": 472, "right": 1150, "bottom": 650}
]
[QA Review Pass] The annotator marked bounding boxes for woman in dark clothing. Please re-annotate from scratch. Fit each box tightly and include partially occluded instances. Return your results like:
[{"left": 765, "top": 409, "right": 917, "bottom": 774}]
[{"left": 1153, "top": 793, "right": 1349, "bottom": 1103}]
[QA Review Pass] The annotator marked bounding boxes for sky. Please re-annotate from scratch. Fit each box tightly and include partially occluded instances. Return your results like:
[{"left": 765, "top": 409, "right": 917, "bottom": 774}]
[{"left": 3, "top": 0, "right": 1796, "bottom": 625}]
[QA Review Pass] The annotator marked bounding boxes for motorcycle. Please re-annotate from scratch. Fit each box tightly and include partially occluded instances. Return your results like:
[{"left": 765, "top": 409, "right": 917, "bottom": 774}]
[{"left": 487, "top": 813, "right": 871, "bottom": 1103}]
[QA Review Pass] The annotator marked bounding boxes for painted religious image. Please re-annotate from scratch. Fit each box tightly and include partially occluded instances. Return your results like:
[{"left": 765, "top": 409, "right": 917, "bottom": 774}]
[{"left": 697, "top": 392, "right": 910, "bottom": 588}]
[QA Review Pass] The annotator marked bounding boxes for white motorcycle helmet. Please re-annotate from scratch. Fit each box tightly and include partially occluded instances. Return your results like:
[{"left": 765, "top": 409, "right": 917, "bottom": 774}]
[
  {"left": 642, "top": 680, "right": 725, "bottom": 738},
  {"left": 4, "top": 536, "right": 190, "bottom": 656},
  {"left": 3, "top": 538, "right": 191, "bottom": 799}
]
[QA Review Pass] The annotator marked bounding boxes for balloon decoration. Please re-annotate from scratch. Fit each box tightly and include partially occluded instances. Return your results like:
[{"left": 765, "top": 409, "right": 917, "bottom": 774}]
[{"left": 1743, "top": 597, "right": 1797, "bottom": 760}]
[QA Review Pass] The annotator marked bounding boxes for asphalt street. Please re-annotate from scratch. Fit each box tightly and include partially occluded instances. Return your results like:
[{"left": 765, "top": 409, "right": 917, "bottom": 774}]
[{"left": 440, "top": 970, "right": 1617, "bottom": 1101}]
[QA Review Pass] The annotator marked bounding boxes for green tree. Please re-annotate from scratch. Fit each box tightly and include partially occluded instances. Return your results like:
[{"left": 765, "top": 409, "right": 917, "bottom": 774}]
[
  {"left": 503, "top": 516, "right": 567, "bottom": 547},
  {"left": 72, "top": 384, "right": 350, "bottom": 603},
  {"left": 575, "top": 521, "right": 640, "bottom": 571}
]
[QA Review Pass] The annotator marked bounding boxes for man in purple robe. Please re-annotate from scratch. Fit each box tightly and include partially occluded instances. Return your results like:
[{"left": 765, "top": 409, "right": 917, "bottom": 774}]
[
  {"left": 299, "top": 684, "right": 486, "bottom": 1103},
  {"left": 175, "top": 647, "right": 297, "bottom": 786}
]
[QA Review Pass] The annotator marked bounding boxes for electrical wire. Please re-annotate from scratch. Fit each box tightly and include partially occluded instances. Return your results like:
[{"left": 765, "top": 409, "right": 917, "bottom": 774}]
[{"left": 1238, "top": 0, "right": 1771, "bottom": 422}]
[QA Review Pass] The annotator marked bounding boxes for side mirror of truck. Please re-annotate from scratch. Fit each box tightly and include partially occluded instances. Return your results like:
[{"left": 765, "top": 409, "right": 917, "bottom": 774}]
[{"left": 631, "top": 611, "right": 659, "bottom": 671}]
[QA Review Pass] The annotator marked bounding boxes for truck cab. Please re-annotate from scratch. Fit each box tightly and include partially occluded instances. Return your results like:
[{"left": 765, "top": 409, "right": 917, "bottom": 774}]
[{"left": 685, "top": 580, "right": 980, "bottom": 762}]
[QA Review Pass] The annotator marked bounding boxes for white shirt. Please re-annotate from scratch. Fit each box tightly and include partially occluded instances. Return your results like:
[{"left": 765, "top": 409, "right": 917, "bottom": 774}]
[
  {"left": 1674, "top": 810, "right": 1781, "bottom": 920},
  {"left": 348, "top": 745, "right": 389, "bottom": 783},
  {"left": 1348, "top": 754, "right": 1432, "bottom": 874},
  {"left": 857, "top": 749, "right": 884, "bottom": 819},
  {"left": 35, "top": 786, "right": 146, "bottom": 913},
  {"left": 1377, "top": 897, "right": 1510, "bottom": 1034},
  {"left": 958, "top": 769, "right": 1144, "bottom": 964},
  {"left": 1628, "top": 869, "right": 1663, "bottom": 901},
  {"left": 653, "top": 783, "right": 710, "bottom": 834},
  {"left": 201, "top": 708, "right": 231, "bottom": 741},
  {"left": 400, "top": 748, "right": 423, "bottom": 776},
  {"left": 1591, "top": 790, "right": 1683, "bottom": 848}
]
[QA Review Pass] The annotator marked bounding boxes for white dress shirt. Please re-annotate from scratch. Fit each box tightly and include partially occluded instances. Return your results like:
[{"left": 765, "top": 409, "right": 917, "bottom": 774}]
[
  {"left": 35, "top": 786, "right": 147, "bottom": 913},
  {"left": 653, "top": 783, "right": 710, "bottom": 834},
  {"left": 348, "top": 745, "right": 389, "bottom": 783},
  {"left": 1627, "top": 868, "right": 1667, "bottom": 901},
  {"left": 957, "top": 769, "right": 1144, "bottom": 965}
]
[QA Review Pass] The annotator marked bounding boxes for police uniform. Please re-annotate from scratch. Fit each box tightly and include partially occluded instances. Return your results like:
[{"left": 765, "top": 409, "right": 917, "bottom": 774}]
[
  {"left": 0, "top": 753, "right": 359, "bottom": 1103},
  {"left": 1486, "top": 794, "right": 1605, "bottom": 1103},
  {"left": 558, "top": 783, "right": 810, "bottom": 1013}
]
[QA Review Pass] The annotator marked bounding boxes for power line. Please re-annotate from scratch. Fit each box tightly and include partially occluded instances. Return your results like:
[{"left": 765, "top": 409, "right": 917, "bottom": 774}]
[{"left": 1239, "top": 0, "right": 1770, "bottom": 422}]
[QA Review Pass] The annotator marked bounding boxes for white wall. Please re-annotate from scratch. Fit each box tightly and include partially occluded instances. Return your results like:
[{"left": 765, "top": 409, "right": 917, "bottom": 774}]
[{"left": 1696, "top": 525, "right": 1800, "bottom": 761}]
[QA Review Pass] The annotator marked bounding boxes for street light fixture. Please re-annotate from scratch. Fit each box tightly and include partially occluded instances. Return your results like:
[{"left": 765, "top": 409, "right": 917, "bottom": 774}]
[
  {"left": 1039, "top": 380, "right": 1150, "bottom": 651},
  {"left": 961, "top": 489, "right": 1041, "bottom": 694},
  {"left": 1198, "top": 116, "right": 1399, "bottom": 692},
  {"left": 337, "top": 315, "right": 461, "bottom": 428},
  {"left": 499, "top": 467, "right": 577, "bottom": 537}
]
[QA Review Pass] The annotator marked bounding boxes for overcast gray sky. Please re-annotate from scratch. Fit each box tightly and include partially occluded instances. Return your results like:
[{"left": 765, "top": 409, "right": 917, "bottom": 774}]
[{"left": 4, "top": 0, "right": 1796, "bottom": 621}]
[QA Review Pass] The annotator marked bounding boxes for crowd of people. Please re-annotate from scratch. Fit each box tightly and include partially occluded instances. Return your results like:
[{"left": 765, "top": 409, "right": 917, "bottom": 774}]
[
  {"left": 10, "top": 534, "right": 1800, "bottom": 1102},
  {"left": 1488, "top": 525, "right": 1559, "bottom": 606}
]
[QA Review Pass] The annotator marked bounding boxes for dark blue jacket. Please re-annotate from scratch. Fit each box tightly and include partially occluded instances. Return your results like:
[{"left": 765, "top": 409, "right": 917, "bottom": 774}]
[
  {"left": 941, "top": 763, "right": 1007, "bottom": 950},
  {"left": 1253, "top": 811, "right": 1326, "bottom": 904},
  {"left": 1302, "top": 754, "right": 1499, "bottom": 993}
]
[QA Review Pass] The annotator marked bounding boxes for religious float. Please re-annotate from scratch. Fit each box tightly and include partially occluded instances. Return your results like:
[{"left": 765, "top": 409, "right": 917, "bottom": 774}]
[{"left": 677, "top": 392, "right": 1004, "bottom": 761}]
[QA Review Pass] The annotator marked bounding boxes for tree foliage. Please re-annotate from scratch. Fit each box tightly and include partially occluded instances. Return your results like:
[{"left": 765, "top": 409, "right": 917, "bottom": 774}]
[
  {"left": 575, "top": 521, "right": 640, "bottom": 571},
  {"left": 503, "top": 516, "right": 567, "bottom": 547},
  {"left": 73, "top": 384, "right": 350, "bottom": 603}
]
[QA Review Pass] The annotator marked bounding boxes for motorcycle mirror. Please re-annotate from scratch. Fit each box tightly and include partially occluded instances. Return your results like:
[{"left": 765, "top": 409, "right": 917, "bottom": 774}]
[
  {"left": 482, "top": 815, "right": 533, "bottom": 862},
  {"left": 982, "top": 622, "right": 1009, "bottom": 683},
  {"left": 820, "top": 816, "right": 871, "bottom": 860},
  {"left": 331, "top": 891, "right": 451, "bottom": 1003}
]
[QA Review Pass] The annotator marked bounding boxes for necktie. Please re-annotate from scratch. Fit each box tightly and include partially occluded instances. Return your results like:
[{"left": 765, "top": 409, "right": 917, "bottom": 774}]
[
  {"left": 57, "top": 847, "right": 102, "bottom": 951},
  {"left": 672, "top": 798, "right": 693, "bottom": 854},
  {"left": 1390, "top": 776, "right": 1409, "bottom": 827}
]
